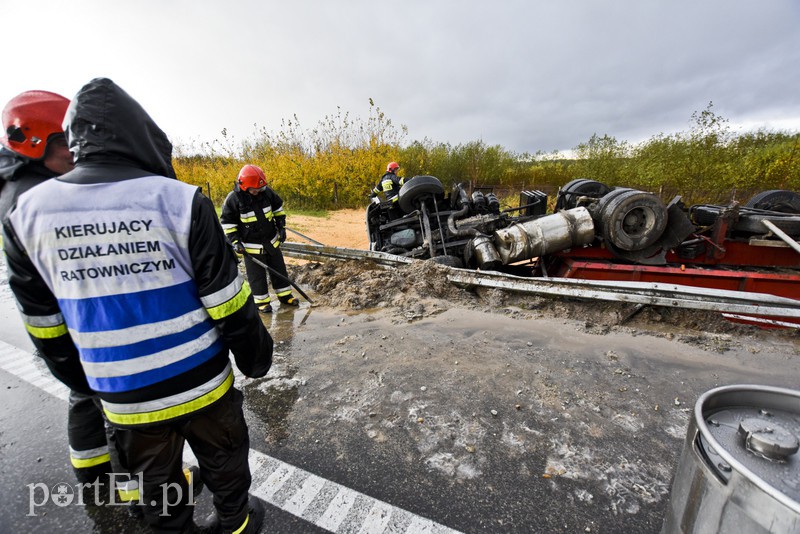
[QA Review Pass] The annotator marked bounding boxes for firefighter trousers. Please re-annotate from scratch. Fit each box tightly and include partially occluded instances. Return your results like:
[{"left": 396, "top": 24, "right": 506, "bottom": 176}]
[
  {"left": 68, "top": 391, "right": 129, "bottom": 483},
  {"left": 114, "top": 388, "right": 252, "bottom": 533},
  {"left": 243, "top": 245, "right": 293, "bottom": 305}
]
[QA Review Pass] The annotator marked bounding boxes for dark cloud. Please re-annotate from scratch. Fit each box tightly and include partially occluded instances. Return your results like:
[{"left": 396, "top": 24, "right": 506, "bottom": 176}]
[{"left": 4, "top": 1, "right": 798, "bottom": 154}]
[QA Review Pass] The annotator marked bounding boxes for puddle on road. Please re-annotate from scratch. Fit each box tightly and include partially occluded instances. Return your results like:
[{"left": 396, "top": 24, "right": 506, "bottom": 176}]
[
  {"left": 241, "top": 305, "right": 311, "bottom": 445},
  {"left": 245, "top": 379, "right": 300, "bottom": 445}
]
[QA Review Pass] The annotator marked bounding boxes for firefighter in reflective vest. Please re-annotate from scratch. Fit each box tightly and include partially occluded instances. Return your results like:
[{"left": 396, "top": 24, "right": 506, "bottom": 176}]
[
  {"left": 371, "top": 161, "right": 405, "bottom": 204},
  {"left": 220, "top": 164, "right": 299, "bottom": 313},
  {"left": 0, "top": 90, "right": 139, "bottom": 494},
  {"left": 3, "top": 78, "right": 272, "bottom": 533}
]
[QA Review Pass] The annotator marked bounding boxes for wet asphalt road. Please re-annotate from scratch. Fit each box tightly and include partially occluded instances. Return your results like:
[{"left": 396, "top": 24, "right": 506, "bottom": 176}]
[
  {"left": 0, "top": 308, "right": 667, "bottom": 534},
  {"left": 0, "top": 261, "right": 468, "bottom": 533},
  {"left": 0, "top": 362, "right": 331, "bottom": 533},
  {"left": 1, "top": 258, "right": 799, "bottom": 533},
  {"left": 0, "top": 254, "right": 332, "bottom": 534}
]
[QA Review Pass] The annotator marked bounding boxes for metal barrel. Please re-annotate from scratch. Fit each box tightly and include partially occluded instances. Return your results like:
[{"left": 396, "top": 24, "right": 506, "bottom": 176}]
[
  {"left": 492, "top": 206, "right": 595, "bottom": 265},
  {"left": 661, "top": 384, "right": 800, "bottom": 533}
]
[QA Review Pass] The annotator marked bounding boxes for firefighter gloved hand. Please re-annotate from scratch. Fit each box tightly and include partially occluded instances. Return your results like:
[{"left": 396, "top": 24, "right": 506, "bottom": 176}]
[
  {"left": 232, "top": 241, "right": 245, "bottom": 255},
  {"left": 278, "top": 228, "right": 287, "bottom": 243}
]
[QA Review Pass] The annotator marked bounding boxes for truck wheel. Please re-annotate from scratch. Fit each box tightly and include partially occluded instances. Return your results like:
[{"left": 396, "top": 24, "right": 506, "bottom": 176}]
[
  {"left": 555, "top": 178, "right": 611, "bottom": 211},
  {"left": 598, "top": 189, "right": 668, "bottom": 251},
  {"left": 734, "top": 212, "right": 800, "bottom": 236},
  {"left": 398, "top": 175, "right": 444, "bottom": 214},
  {"left": 744, "top": 190, "right": 800, "bottom": 214}
]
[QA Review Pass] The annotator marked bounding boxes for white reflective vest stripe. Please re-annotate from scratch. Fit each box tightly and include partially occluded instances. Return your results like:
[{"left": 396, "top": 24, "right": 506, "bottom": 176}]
[{"left": 9, "top": 176, "right": 230, "bottom": 418}]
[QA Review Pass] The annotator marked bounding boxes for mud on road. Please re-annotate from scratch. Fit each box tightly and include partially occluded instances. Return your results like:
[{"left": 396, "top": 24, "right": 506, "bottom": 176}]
[{"left": 242, "top": 257, "right": 799, "bottom": 532}]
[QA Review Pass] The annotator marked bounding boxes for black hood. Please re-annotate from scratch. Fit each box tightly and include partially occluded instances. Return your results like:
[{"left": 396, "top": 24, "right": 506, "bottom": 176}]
[{"left": 64, "top": 78, "right": 176, "bottom": 178}]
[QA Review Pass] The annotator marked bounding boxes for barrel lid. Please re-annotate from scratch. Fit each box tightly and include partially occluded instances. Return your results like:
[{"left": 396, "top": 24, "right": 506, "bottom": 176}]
[
  {"left": 738, "top": 417, "right": 799, "bottom": 460},
  {"left": 697, "top": 385, "right": 800, "bottom": 506}
]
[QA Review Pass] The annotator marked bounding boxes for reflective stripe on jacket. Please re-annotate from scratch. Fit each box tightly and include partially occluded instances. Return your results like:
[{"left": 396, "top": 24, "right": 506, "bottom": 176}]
[
  {"left": 220, "top": 184, "right": 286, "bottom": 247},
  {"left": 6, "top": 175, "right": 252, "bottom": 424},
  {"left": 373, "top": 172, "right": 405, "bottom": 202}
]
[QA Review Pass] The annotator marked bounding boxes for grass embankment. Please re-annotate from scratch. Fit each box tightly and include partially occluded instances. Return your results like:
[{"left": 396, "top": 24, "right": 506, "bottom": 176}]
[{"left": 177, "top": 102, "right": 800, "bottom": 212}]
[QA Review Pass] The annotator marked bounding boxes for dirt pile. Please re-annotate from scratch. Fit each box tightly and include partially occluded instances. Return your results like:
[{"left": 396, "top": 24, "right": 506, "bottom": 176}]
[
  {"left": 288, "top": 258, "right": 789, "bottom": 346},
  {"left": 290, "top": 259, "right": 477, "bottom": 320}
]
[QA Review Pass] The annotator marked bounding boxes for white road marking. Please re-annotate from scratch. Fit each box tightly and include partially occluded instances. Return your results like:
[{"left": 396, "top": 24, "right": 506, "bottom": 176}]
[
  {"left": 282, "top": 473, "right": 327, "bottom": 517},
  {"left": 0, "top": 339, "right": 462, "bottom": 534},
  {"left": 315, "top": 484, "right": 358, "bottom": 532}
]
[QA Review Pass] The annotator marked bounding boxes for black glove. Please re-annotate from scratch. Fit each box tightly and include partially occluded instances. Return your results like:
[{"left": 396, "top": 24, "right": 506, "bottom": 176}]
[
  {"left": 278, "top": 228, "right": 287, "bottom": 243},
  {"left": 232, "top": 241, "right": 245, "bottom": 255}
]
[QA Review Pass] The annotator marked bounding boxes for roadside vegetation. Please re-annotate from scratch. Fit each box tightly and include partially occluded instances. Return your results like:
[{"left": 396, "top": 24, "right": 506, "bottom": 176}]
[{"left": 174, "top": 101, "right": 799, "bottom": 211}]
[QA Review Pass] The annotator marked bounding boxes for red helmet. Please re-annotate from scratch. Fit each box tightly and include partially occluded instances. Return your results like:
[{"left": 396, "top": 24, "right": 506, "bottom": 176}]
[
  {"left": 1, "top": 90, "right": 70, "bottom": 160},
  {"left": 387, "top": 161, "right": 400, "bottom": 173},
  {"left": 237, "top": 164, "right": 268, "bottom": 191}
]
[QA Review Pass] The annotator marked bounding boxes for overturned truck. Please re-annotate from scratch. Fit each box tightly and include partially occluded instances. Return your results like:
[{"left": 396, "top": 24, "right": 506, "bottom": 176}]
[{"left": 366, "top": 176, "right": 800, "bottom": 306}]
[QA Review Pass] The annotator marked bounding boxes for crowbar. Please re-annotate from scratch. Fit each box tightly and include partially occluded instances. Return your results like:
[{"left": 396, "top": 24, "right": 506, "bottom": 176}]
[
  {"left": 242, "top": 251, "right": 314, "bottom": 304},
  {"left": 286, "top": 227, "right": 325, "bottom": 246}
]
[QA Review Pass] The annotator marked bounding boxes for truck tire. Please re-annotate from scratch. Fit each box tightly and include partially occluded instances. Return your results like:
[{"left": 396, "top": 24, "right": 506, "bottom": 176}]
[
  {"left": 555, "top": 178, "right": 611, "bottom": 211},
  {"left": 597, "top": 189, "right": 668, "bottom": 251},
  {"left": 734, "top": 212, "right": 800, "bottom": 236},
  {"left": 688, "top": 203, "right": 800, "bottom": 236},
  {"left": 398, "top": 175, "right": 444, "bottom": 214},
  {"left": 744, "top": 190, "right": 800, "bottom": 214}
]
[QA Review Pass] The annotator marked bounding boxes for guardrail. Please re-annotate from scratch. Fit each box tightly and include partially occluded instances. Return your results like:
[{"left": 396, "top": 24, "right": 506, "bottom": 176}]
[{"left": 282, "top": 242, "right": 800, "bottom": 323}]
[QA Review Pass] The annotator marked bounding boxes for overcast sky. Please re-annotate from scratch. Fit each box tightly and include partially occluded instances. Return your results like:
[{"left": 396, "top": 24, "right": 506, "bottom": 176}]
[{"left": 4, "top": 0, "right": 799, "bottom": 155}]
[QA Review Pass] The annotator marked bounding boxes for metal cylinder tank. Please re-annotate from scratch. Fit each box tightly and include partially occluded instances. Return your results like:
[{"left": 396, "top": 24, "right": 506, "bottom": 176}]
[
  {"left": 661, "top": 384, "right": 800, "bottom": 533},
  {"left": 470, "top": 234, "right": 502, "bottom": 270},
  {"left": 492, "top": 207, "right": 595, "bottom": 265}
]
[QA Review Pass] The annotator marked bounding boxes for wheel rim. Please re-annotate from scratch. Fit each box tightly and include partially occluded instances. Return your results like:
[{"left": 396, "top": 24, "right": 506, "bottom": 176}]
[
  {"left": 600, "top": 189, "right": 667, "bottom": 251},
  {"left": 620, "top": 205, "right": 658, "bottom": 238}
]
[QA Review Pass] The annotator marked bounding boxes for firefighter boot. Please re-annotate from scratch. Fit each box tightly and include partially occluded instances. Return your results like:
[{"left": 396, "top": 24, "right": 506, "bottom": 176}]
[
  {"left": 184, "top": 466, "right": 205, "bottom": 503},
  {"left": 257, "top": 303, "right": 272, "bottom": 314},
  {"left": 195, "top": 495, "right": 265, "bottom": 534},
  {"left": 279, "top": 295, "right": 300, "bottom": 307}
]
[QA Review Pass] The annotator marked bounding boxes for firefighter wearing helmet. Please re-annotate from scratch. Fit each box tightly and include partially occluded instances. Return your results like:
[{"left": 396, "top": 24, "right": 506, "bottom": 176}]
[
  {"left": 220, "top": 164, "right": 299, "bottom": 313},
  {"left": 371, "top": 161, "right": 405, "bottom": 204},
  {"left": 1, "top": 89, "right": 131, "bottom": 487},
  {"left": 0, "top": 90, "right": 75, "bottom": 216}
]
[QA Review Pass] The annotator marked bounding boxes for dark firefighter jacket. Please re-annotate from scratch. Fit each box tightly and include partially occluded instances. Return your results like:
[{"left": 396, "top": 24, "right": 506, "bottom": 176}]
[
  {"left": 220, "top": 183, "right": 286, "bottom": 254},
  {"left": 0, "top": 146, "right": 58, "bottom": 221},
  {"left": 2, "top": 77, "right": 273, "bottom": 427},
  {"left": 372, "top": 171, "right": 405, "bottom": 203}
]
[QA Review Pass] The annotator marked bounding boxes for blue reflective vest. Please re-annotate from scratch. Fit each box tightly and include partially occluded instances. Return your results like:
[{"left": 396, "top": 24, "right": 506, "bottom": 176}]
[{"left": 8, "top": 175, "right": 237, "bottom": 425}]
